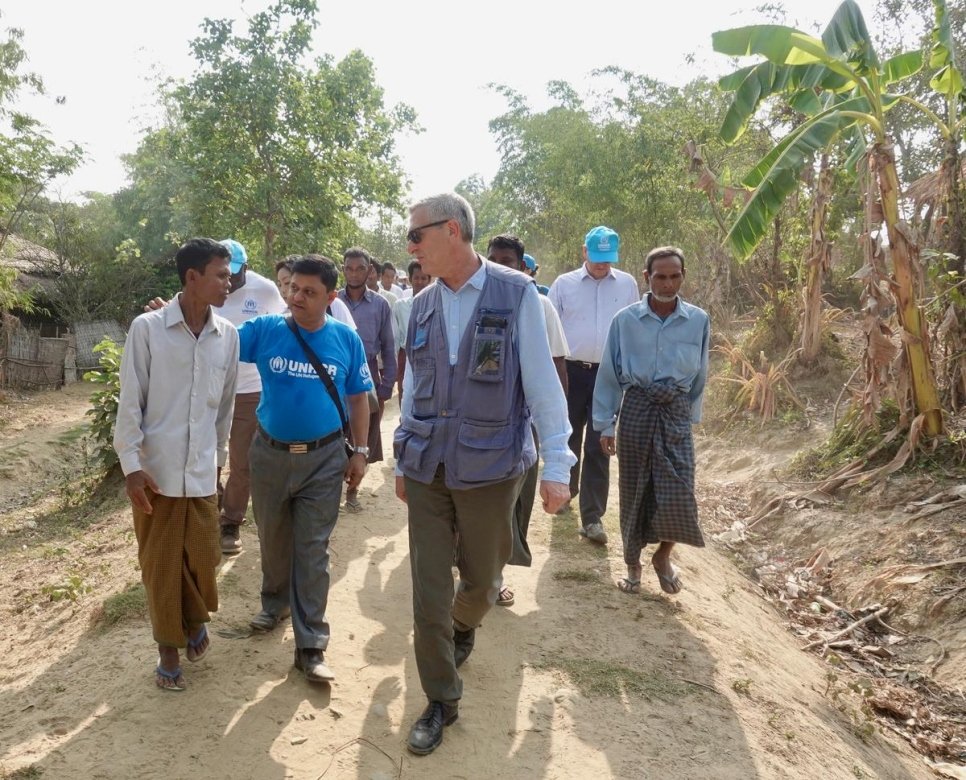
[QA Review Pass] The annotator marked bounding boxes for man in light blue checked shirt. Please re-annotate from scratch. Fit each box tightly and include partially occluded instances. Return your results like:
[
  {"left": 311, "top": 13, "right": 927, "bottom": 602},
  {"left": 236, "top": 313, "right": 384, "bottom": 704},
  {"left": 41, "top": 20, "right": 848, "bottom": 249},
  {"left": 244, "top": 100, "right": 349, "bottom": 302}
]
[{"left": 593, "top": 246, "right": 710, "bottom": 597}]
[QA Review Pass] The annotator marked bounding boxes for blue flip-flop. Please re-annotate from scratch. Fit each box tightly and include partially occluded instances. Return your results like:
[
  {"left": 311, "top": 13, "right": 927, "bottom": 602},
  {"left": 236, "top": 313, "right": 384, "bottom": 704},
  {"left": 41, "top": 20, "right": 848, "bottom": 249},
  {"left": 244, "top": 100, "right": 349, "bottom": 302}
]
[
  {"left": 155, "top": 664, "right": 186, "bottom": 692},
  {"left": 186, "top": 625, "right": 210, "bottom": 663}
]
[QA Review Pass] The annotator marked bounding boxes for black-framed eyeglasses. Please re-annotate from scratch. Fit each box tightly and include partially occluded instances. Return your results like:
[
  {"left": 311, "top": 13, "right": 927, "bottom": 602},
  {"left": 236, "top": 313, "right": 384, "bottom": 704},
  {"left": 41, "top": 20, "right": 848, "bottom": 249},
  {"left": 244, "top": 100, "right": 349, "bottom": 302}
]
[{"left": 407, "top": 219, "right": 449, "bottom": 245}]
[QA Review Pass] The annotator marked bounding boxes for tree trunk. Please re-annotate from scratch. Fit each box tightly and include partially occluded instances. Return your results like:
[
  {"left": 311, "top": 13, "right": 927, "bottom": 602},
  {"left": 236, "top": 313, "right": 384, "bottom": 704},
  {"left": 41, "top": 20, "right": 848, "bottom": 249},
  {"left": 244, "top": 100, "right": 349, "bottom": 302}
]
[
  {"left": 939, "top": 136, "right": 966, "bottom": 411},
  {"left": 801, "top": 154, "right": 832, "bottom": 365},
  {"left": 873, "top": 141, "right": 944, "bottom": 437}
]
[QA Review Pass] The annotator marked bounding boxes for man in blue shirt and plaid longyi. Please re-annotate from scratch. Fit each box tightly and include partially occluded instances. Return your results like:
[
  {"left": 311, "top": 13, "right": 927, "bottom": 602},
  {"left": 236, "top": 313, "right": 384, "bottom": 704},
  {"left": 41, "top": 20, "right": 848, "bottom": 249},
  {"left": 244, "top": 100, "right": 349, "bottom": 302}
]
[{"left": 592, "top": 246, "right": 710, "bottom": 597}]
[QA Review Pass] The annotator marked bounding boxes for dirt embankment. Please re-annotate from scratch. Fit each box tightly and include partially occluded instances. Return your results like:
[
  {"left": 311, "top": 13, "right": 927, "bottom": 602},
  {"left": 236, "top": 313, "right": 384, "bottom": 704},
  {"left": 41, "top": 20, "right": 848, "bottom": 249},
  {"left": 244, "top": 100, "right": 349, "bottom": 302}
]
[{"left": 0, "top": 387, "right": 947, "bottom": 779}]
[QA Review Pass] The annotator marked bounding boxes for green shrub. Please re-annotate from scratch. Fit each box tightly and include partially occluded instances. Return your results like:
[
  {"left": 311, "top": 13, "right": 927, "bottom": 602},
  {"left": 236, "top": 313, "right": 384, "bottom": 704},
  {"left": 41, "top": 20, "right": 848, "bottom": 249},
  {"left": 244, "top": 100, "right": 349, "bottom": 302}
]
[{"left": 84, "top": 338, "right": 121, "bottom": 471}]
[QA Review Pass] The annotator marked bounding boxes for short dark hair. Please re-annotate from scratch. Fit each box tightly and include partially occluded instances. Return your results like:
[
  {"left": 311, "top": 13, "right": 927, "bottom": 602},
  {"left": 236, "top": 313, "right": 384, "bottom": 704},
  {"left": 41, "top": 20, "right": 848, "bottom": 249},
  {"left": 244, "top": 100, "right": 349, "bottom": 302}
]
[
  {"left": 175, "top": 238, "right": 230, "bottom": 285},
  {"left": 645, "top": 246, "right": 686, "bottom": 274},
  {"left": 275, "top": 256, "right": 296, "bottom": 274},
  {"left": 381, "top": 261, "right": 396, "bottom": 274},
  {"left": 487, "top": 234, "right": 525, "bottom": 263},
  {"left": 343, "top": 247, "right": 372, "bottom": 266},
  {"left": 292, "top": 254, "right": 339, "bottom": 293},
  {"left": 407, "top": 259, "right": 424, "bottom": 278}
]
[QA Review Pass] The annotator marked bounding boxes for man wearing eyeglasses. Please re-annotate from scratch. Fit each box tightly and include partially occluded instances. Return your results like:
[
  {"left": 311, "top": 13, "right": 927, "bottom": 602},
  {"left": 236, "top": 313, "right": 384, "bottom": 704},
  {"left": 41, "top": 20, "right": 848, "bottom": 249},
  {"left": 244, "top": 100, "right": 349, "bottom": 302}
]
[{"left": 394, "top": 193, "right": 575, "bottom": 756}]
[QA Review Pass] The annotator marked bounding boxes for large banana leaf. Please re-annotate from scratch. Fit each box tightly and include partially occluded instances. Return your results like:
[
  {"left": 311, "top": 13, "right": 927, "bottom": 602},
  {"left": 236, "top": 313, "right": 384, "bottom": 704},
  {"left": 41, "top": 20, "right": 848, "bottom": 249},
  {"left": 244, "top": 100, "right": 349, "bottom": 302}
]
[
  {"left": 738, "top": 94, "right": 872, "bottom": 189},
  {"left": 821, "top": 0, "right": 880, "bottom": 74},
  {"left": 881, "top": 52, "right": 924, "bottom": 85},
  {"left": 713, "top": 25, "right": 855, "bottom": 81},
  {"left": 725, "top": 99, "right": 872, "bottom": 259},
  {"left": 929, "top": 0, "right": 965, "bottom": 98},
  {"left": 718, "top": 61, "right": 851, "bottom": 143}
]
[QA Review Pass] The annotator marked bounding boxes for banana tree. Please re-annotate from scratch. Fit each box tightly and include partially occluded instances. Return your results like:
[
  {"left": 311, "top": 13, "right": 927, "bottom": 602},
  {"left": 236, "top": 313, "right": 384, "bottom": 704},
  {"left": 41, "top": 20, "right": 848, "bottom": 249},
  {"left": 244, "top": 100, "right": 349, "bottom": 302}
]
[
  {"left": 713, "top": 0, "right": 945, "bottom": 436},
  {"left": 927, "top": 0, "right": 966, "bottom": 410}
]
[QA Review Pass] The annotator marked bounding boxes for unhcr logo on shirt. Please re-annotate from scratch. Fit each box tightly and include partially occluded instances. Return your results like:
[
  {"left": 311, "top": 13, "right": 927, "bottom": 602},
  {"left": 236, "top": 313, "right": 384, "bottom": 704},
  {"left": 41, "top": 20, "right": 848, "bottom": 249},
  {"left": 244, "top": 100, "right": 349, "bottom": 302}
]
[{"left": 268, "top": 355, "right": 337, "bottom": 379}]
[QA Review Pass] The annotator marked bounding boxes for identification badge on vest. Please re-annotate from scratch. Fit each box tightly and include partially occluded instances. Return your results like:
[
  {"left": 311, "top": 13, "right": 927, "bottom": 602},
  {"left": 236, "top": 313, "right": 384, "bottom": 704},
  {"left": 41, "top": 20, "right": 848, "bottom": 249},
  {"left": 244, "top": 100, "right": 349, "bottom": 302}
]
[{"left": 470, "top": 309, "right": 510, "bottom": 382}]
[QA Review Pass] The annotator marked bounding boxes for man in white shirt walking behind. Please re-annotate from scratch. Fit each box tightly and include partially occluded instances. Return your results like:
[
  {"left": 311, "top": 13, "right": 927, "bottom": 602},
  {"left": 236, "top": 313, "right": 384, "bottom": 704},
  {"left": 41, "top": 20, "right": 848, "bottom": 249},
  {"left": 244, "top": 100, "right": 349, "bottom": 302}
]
[
  {"left": 114, "top": 238, "right": 239, "bottom": 691},
  {"left": 548, "top": 226, "right": 639, "bottom": 544}
]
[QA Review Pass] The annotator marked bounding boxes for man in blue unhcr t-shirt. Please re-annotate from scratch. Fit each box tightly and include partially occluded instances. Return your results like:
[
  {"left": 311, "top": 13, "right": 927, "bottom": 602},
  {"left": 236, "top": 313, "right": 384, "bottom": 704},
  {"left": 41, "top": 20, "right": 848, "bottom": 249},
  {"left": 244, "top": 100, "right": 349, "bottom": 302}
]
[{"left": 237, "top": 254, "right": 373, "bottom": 684}]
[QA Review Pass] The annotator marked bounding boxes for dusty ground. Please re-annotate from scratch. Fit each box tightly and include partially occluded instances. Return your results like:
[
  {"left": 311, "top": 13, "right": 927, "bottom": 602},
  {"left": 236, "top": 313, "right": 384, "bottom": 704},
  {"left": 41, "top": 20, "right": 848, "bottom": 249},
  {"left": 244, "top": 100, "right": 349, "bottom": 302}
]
[{"left": 0, "top": 385, "right": 948, "bottom": 779}]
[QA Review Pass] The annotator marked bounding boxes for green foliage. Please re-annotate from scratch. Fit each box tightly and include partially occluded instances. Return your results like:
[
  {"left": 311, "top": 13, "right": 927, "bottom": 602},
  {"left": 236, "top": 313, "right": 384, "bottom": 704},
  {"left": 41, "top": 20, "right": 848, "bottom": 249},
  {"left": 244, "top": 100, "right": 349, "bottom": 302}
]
[
  {"left": 84, "top": 338, "right": 121, "bottom": 472},
  {"left": 97, "top": 582, "right": 147, "bottom": 627},
  {"left": 0, "top": 264, "right": 34, "bottom": 314},
  {"left": 744, "top": 287, "right": 799, "bottom": 356},
  {"left": 16, "top": 195, "right": 161, "bottom": 323},
  {"left": 713, "top": 0, "right": 930, "bottom": 260},
  {"left": 120, "top": 0, "right": 417, "bottom": 269},
  {"left": 41, "top": 571, "right": 92, "bottom": 602},
  {"left": 485, "top": 71, "right": 764, "bottom": 306}
]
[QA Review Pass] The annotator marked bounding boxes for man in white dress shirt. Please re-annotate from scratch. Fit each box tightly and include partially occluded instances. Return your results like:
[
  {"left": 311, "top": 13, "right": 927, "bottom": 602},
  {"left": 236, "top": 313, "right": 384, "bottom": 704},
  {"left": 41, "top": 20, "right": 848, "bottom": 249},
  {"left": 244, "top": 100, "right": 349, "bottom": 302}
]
[
  {"left": 548, "top": 226, "right": 639, "bottom": 544},
  {"left": 115, "top": 238, "right": 239, "bottom": 691}
]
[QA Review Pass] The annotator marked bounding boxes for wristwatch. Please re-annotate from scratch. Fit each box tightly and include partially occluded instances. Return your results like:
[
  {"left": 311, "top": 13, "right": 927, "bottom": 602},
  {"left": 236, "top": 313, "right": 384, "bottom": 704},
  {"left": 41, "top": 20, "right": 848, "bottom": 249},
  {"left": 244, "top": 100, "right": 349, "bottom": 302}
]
[{"left": 352, "top": 446, "right": 370, "bottom": 457}]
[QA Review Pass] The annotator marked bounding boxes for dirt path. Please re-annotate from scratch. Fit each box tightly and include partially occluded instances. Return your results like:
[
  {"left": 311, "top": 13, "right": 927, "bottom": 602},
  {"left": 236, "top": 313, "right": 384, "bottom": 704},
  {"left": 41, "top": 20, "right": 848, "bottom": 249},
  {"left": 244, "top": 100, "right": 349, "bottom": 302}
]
[{"left": 0, "top": 397, "right": 933, "bottom": 779}]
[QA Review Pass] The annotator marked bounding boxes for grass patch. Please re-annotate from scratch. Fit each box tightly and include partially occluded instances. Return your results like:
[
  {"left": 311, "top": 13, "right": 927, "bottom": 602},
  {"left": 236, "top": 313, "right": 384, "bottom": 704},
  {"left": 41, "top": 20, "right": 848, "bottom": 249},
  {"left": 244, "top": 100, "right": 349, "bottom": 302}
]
[
  {"left": 56, "top": 422, "right": 90, "bottom": 445},
  {"left": 548, "top": 512, "right": 609, "bottom": 559},
  {"left": 552, "top": 569, "right": 597, "bottom": 583},
  {"left": 94, "top": 582, "right": 147, "bottom": 627},
  {"left": 532, "top": 655, "right": 693, "bottom": 701},
  {"left": 1, "top": 766, "right": 43, "bottom": 779}
]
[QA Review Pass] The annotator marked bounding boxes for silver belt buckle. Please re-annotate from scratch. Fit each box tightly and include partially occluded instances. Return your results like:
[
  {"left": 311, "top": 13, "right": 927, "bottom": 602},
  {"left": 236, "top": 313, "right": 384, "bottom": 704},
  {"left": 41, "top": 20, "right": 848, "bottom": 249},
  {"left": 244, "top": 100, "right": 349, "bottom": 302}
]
[{"left": 289, "top": 443, "right": 308, "bottom": 454}]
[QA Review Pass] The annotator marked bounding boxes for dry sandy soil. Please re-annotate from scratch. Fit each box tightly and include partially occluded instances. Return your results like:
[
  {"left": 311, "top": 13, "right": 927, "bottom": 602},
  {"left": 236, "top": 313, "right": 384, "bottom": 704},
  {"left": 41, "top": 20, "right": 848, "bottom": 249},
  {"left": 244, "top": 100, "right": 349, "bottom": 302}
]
[{"left": 0, "top": 383, "right": 953, "bottom": 779}]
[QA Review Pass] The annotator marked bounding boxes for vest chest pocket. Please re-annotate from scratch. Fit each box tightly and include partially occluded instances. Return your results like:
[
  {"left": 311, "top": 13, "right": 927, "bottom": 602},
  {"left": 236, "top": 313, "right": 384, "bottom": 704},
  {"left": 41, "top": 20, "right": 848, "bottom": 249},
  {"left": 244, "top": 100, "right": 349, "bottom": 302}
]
[
  {"left": 468, "top": 312, "right": 509, "bottom": 384},
  {"left": 411, "top": 358, "right": 436, "bottom": 400}
]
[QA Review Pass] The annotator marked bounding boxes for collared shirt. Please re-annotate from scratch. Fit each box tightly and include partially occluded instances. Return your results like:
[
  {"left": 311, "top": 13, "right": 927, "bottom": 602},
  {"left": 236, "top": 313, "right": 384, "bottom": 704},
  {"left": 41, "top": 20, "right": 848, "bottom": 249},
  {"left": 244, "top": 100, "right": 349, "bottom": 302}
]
[
  {"left": 592, "top": 294, "right": 711, "bottom": 436},
  {"left": 401, "top": 258, "right": 576, "bottom": 484},
  {"left": 548, "top": 264, "right": 640, "bottom": 363},
  {"left": 338, "top": 287, "right": 397, "bottom": 396},
  {"left": 114, "top": 296, "right": 239, "bottom": 497},
  {"left": 392, "top": 293, "right": 416, "bottom": 352},
  {"left": 539, "top": 293, "right": 569, "bottom": 358}
]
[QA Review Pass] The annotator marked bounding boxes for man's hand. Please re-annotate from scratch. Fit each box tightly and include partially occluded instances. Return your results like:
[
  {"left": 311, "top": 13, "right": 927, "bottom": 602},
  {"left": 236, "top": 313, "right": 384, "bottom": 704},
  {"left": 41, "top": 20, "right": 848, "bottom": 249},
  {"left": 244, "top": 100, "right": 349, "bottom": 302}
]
[
  {"left": 126, "top": 470, "right": 160, "bottom": 514},
  {"left": 143, "top": 296, "right": 168, "bottom": 313},
  {"left": 600, "top": 435, "right": 616, "bottom": 457},
  {"left": 540, "top": 480, "right": 570, "bottom": 515},
  {"left": 395, "top": 475, "right": 407, "bottom": 504},
  {"left": 344, "top": 453, "right": 367, "bottom": 491}
]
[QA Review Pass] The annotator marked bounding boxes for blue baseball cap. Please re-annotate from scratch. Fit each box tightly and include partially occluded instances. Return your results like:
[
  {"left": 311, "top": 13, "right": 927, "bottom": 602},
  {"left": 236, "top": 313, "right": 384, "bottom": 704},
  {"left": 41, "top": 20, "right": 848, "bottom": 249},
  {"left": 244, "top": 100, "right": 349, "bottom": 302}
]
[
  {"left": 220, "top": 239, "right": 248, "bottom": 273},
  {"left": 523, "top": 253, "right": 537, "bottom": 271},
  {"left": 584, "top": 226, "right": 620, "bottom": 263}
]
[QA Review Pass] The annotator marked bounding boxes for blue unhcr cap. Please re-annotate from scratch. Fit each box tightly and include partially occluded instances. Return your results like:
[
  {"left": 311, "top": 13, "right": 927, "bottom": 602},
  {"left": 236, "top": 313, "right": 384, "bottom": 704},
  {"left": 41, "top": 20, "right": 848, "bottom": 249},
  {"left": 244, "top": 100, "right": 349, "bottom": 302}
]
[
  {"left": 220, "top": 239, "right": 248, "bottom": 273},
  {"left": 523, "top": 253, "right": 537, "bottom": 271},
  {"left": 584, "top": 226, "right": 620, "bottom": 263}
]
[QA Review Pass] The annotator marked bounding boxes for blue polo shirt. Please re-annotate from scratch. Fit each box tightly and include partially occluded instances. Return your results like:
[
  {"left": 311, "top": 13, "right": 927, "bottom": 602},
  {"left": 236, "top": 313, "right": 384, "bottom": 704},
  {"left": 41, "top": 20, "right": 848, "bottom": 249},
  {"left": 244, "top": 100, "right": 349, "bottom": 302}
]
[{"left": 238, "top": 314, "right": 373, "bottom": 441}]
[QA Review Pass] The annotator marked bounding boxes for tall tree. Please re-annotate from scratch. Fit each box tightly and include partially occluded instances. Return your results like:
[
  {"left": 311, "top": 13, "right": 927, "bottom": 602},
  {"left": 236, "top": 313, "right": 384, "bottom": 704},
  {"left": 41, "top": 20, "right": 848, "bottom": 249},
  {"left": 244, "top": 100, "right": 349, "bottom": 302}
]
[
  {"left": 160, "top": 0, "right": 415, "bottom": 267},
  {"left": 0, "top": 15, "right": 83, "bottom": 258}
]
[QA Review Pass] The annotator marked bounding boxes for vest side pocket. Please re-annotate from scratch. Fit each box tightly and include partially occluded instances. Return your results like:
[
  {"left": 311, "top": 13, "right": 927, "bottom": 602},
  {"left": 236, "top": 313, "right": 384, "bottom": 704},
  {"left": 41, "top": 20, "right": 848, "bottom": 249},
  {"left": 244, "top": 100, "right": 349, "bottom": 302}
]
[
  {"left": 394, "top": 417, "right": 435, "bottom": 473},
  {"left": 454, "top": 421, "right": 517, "bottom": 483}
]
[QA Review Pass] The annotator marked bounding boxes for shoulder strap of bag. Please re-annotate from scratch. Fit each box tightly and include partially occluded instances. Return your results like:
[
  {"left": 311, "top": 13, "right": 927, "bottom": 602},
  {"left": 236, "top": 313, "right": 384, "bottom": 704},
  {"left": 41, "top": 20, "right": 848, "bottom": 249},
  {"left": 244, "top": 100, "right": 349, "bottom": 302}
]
[{"left": 285, "top": 315, "right": 350, "bottom": 437}]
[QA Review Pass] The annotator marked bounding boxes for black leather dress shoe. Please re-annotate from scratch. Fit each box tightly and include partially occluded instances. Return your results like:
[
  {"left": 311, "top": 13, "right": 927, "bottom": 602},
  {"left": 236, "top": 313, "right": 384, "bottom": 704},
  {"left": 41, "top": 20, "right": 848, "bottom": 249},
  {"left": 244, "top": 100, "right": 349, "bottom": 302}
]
[
  {"left": 407, "top": 700, "right": 459, "bottom": 755},
  {"left": 453, "top": 625, "right": 476, "bottom": 668}
]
